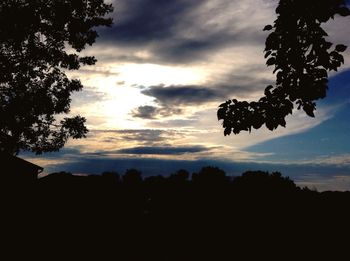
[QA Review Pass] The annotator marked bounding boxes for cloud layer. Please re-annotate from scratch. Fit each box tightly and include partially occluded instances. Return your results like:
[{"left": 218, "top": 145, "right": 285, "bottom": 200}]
[{"left": 23, "top": 0, "right": 350, "bottom": 191}]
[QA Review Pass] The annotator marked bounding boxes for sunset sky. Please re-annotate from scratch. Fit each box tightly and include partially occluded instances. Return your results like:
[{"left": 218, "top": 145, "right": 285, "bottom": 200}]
[{"left": 24, "top": 0, "right": 350, "bottom": 191}]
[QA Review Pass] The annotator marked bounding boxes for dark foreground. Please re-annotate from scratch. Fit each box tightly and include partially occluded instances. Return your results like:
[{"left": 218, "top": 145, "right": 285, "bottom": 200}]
[{"left": 2, "top": 168, "right": 350, "bottom": 259}]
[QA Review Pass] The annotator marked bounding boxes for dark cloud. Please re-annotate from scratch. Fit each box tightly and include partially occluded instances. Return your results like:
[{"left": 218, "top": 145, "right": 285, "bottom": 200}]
[
  {"left": 149, "top": 35, "right": 226, "bottom": 64},
  {"left": 114, "top": 129, "right": 165, "bottom": 142},
  {"left": 44, "top": 157, "right": 229, "bottom": 176},
  {"left": 102, "top": 0, "right": 201, "bottom": 43},
  {"left": 116, "top": 145, "right": 209, "bottom": 155},
  {"left": 131, "top": 81, "right": 271, "bottom": 118},
  {"left": 90, "top": 129, "right": 165, "bottom": 145},
  {"left": 97, "top": 31, "right": 252, "bottom": 65},
  {"left": 89, "top": 129, "right": 185, "bottom": 146},
  {"left": 131, "top": 105, "right": 182, "bottom": 119},
  {"left": 152, "top": 30, "right": 251, "bottom": 64},
  {"left": 141, "top": 85, "right": 220, "bottom": 105},
  {"left": 131, "top": 105, "right": 158, "bottom": 119},
  {"left": 37, "top": 153, "right": 350, "bottom": 191},
  {"left": 140, "top": 76, "right": 273, "bottom": 106},
  {"left": 146, "top": 118, "right": 198, "bottom": 128},
  {"left": 97, "top": 0, "right": 267, "bottom": 64},
  {"left": 132, "top": 85, "right": 221, "bottom": 119},
  {"left": 21, "top": 147, "right": 82, "bottom": 159},
  {"left": 158, "top": 39, "right": 216, "bottom": 62}
]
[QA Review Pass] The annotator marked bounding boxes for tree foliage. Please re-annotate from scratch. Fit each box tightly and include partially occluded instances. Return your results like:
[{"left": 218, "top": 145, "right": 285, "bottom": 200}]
[
  {"left": 0, "top": 0, "right": 113, "bottom": 154},
  {"left": 218, "top": 0, "right": 350, "bottom": 135}
]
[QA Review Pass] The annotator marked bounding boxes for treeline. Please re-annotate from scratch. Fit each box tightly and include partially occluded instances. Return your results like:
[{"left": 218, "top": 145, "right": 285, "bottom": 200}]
[{"left": 4, "top": 167, "right": 350, "bottom": 259}]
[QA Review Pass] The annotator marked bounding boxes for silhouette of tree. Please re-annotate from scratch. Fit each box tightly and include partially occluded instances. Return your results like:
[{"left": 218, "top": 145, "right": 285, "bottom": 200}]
[
  {"left": 232, "top": 171, "right": 298, "bottom": 193},
  {"left": 218, "top": 0, "right": 350, "bottom": 135},
  {"left": 6, "top": 166, "right": 350, "bottom": 260},
  {"left": 102, "top": 171, "right": 120, "bottom": 185},
  {"left": 192, "top": 166, "right": 228, "bottom": 185},
  {"left": 0, "top": 0, "right": 113, "bottom": 154},
  {"left": 168, "top": 169, "right": 189, "bottom": 183},
  {"left": 123, "top": 169, "right": 143, "bottom": 184}
]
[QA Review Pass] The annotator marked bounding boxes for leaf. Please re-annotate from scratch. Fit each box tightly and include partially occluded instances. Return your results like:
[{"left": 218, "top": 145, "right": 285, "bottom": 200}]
[
  {"left": 265, "top": 120, "right": 274, "bottom": 131},
  {"left": 217, "top": 0, "right": 348, "bottom": 137},
  {"left": 324, "top": 41, "right": 332, "bottom": 49},
  {"left": 337, "top": 7, "right": 350, "bottom": 16},
  {"left": 265, "top": 32, "right": 278, "bottom": 50},
  {"left": 273, "top": 65, "right": 280, "bottom": 73},
  {"left": 266, "top": 57, "right": 276, "bottom": 66},
  {"left": 335, "top": 44, "right": 347, "bottom": 52},
  {"left": 318, "top": 69, "right": 328, "bottom": 78},
  {"left": 263, "top": 25, "right": 273, "bottom": 31},
  {"left": 264, "top": 85, "right": 273, "bottom": 96},
  {"left": 224, "top": 128, "right": 231, "bottom": 136},
  {"left": 264, "top": 50, "right": 272, "bottom": 58},
  {"left": 303, "top": 104, "right": 315, "bottom": 118},
  {"left": 279, "top": 119, "right": 286, "bottom": 127},
  {"left": 217, "top": 108, "right": 225, "bottom": 120}
]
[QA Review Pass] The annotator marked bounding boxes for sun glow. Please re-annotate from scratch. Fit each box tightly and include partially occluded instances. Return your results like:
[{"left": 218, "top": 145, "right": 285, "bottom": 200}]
[
  {"left": 72, "top": 63, "right": 206, "bottom": 129},
  {"left": 118, "top": 63, "right": 206, "bottom": 86}
]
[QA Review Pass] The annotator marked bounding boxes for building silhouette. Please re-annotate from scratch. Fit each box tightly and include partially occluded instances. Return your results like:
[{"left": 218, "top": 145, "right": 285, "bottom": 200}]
[{"left": 0, "top": 152, "right": 43, "bottom": 183}]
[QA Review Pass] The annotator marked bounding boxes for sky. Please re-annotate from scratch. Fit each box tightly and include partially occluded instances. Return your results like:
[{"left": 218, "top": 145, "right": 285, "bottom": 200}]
[{"left": 23, "top": 0, "right": 350, "bottom": 191}]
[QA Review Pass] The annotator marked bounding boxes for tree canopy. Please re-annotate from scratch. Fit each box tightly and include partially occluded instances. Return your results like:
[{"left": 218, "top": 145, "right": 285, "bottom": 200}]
[
  {"left": 218, "top": 0, "right": 350, "bottom": 135},
  {"left": 0, "top": 0, "right": 113, "bottom": 154}
]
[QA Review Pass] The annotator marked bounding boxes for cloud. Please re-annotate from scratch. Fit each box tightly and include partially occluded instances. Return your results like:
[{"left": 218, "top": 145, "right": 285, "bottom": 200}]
[
  {"left": 141, "top": 77, "right": 274, "bottom": 102},
  {"left": 69, "top": 67, "right": 119, "bottom": 78},
  {"left": 141, "top": 85, "right": 220, "bottom": 105},
  {"left": 42, "top": 157, "right": 235, "bottom": 176},
  {"left": 34, "top": 0, "right": 350, "bottom": 193},
  {"left": 151, "top": 30, "right": 257, "bottom": 64},
  {"left": 97, "top": 0, "right": 274, "bottom": 65},
  {"left": 131, "top": 78, "right": 273, "bottom": 119},
  {"left": 70, "top": 86, "right": 108, "bottom": 106},
  {"left": 131, "top": 105, "right": 182, "bottom": 119},
  {"left": 131, "top": 84, "right": 228, "bottom": 119},
  {"left": 104, "top": 0, "right": 200, "bottom": 44},
  {"left": 88, "top": 129, "right": 172, "bottom": 145},
  {"left": 244, "top": 99, "right": 350, "bottom": 164},
  {"left": 21, "top": 148, "right": 82, "bottom": 159},
  {"left": 146, "top": 118, "right": 199, "bottom": 128},
  {"left": 79, "top": 129, "right": 190, "bottom": 150},
  {"left": 78, "top": 0, "right": 281, "bottom": 124},
  {"left": 116, "top": 145, "right": 209, "bottom": 155},
  {"left": 296, "top": 174, "right": 350, "bottom": 192},
  {"left": 28, "top": 151, "right": 350, "bottom": 191},
  {"left": 306, "top": 154, "right": 350, "bottom": 166},
  {"left": 131, "top": 105, "right": 158, "bottom": 119}
]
